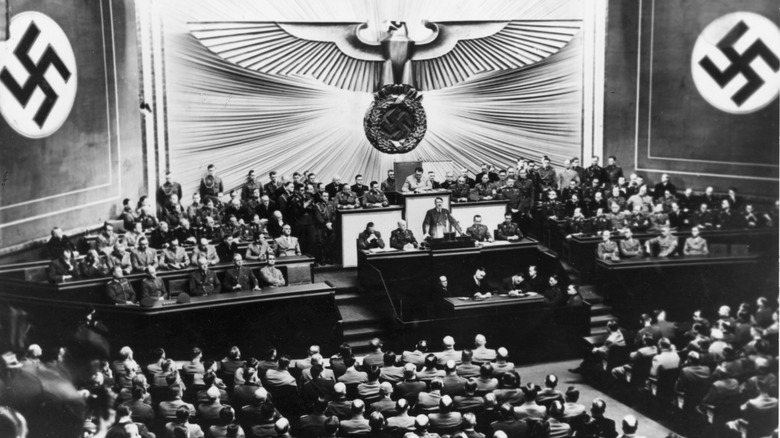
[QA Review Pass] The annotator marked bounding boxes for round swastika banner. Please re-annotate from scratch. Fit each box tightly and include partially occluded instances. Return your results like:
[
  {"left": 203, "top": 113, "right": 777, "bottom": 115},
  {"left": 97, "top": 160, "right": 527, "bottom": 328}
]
[
  {"left": 0, "top": 12, "right": 77, "bottom": 138},
  {"left": 691, "top": 12, "right": 780, "bottom": 115}
]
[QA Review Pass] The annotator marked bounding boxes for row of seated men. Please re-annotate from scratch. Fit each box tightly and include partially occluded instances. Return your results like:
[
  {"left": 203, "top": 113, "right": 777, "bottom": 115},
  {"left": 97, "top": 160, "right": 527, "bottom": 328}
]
[
  {"left": 594, "top": 226, "right": 714, "bottom": 260},
  {"left": 81, "top": 334, "right": 649, "bottom": 438},
  {"left": 46, "top": 220, "right": 300, "bottom": 282},
  {"left": 570, "top": 298, "right": 778, "bottom": 438}
]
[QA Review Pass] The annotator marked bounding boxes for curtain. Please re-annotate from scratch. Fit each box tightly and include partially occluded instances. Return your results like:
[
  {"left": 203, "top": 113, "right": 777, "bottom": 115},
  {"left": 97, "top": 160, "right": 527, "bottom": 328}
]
[{"left": 164, "top": 0, "right": 583, "bottom": 193}]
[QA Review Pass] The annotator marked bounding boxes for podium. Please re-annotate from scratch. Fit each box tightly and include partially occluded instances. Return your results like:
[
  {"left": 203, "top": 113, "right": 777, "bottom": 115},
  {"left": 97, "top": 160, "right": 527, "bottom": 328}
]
[{"left": 399, "top": 191, "right": 451, "bottom": 236}]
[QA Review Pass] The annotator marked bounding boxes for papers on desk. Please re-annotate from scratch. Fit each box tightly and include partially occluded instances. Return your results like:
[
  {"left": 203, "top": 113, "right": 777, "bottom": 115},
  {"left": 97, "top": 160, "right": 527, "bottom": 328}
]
[
  {"left": 479, "top": 240, "right": 511, "bottom": 246},
  {"left": 367, "top": 248, "right": 398, "bottom": 253}
]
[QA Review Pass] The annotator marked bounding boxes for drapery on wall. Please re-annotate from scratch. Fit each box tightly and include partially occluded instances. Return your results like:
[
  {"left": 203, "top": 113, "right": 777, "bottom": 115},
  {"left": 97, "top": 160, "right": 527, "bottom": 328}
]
[{"left": 163, "top": 0, "right": 584, "bottom": 194}]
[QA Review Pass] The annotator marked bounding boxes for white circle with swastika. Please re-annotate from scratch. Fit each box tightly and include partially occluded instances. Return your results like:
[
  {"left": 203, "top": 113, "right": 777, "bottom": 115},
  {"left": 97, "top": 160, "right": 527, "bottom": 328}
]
[
  {"left": 0, "top": 12, "right": 77, "bottom": 138},
  {"left": 691, "top": 12, "right": 780, "bottom": 115}
]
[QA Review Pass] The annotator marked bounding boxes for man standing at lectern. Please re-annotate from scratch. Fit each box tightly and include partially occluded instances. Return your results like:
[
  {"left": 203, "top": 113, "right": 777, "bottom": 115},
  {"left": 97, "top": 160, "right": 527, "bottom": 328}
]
[
  {"left": 402, "top": 167, "right": 432, "bottom": 193},
  {"left": 422, "top": 197, "right": 463, "bottom": 239}
]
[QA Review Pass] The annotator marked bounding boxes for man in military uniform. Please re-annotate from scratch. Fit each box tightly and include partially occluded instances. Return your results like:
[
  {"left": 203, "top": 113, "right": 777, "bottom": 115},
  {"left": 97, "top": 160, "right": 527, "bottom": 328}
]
[
  {"left": 587, "top": 191, "right": 609, "bottom": 217},
  {"left": 683, "top": 226, "right": 709, "bottom": 256},
  {"left": 163, "top": 193, "right": 185, "bottom": 228},
  {"left": 131, "top": 237, "right": 158, "bottom": 272},
  {"left": 584, "top": 156, "right": 605, "bottom": 188},
  {"left": 259, "top": 254, "right": 286, "bottom": 288},
  {"left": 513, "top": 169, "right": 535, "bottom": 215},
  {"left": 390, "top": 220, "right": 418, "bottom": 250},
  {"left": 174, "top": 218, "right": 198, "bottom": 247},
  {"left": 96, "top": 222, "right": 119, "bottom": 256},
  {"left": 314, "top": 192, "right": 338, "bottom": 264},
  {"left": 422, "top": 197, "right": 463, "bottom": 238},
  {"left": 471, "top": 174, "right": 496, "bottom": 201},
  {"left": 380, "top": 170, "right": 396, "bottom": 193},
  {"left": 109, "top": 243, "right": 133, "bottom": 275},
  {"left": 189, "top": 256, "right": 221, "bottom": 296},
  {"left": 357, "top": 222, "right": 385, "bottom": 250},
  {"left": 460, "top": 167, "right": 476, "bottom": 188},
  {"left": 363, "top": 181, "right": 388, "bottom": 207},
  {"left": 537, "top": 156, "right": 557, "bottom": 194},
  {"left": 619, "top": 229, "right": 643, "bottom": 258},
  {"left": 565, "top": 194, "right": 583, "bottom": 218},
  {"left": 565, "top": 208, "right": 590, "bottom": 238},
  {"left": 191, "top": 237, "right": 220, "bottom": 266},
  {"left": 160, "top": 237, "right": 188, "bottom": 270},
  {"left": 140, "top": 265, "right": 167, "bottom": 302},
  {"left": 645, "top": 226, "right": 678, "bottom": 257},
  {"left": 591, "top": 208, "right": 611, "bottom": 234},
  {"left": 596, "top": 231, "right": 620, "bottom": 261},
  {"left": 186, "top": 192, "right": 203, "bottom": 226},
  {"left": 157, "top": 171, "right": 184, "bottom": 209},
  {"left": 199, "top": 199, "right": 222, "bottom": 228},
  {"left": 606, "top": 202, "right": 627, "bottom": 231},
  {"left": 223, "top": 254, "right": 261, "bottom": 291},
  {"left": 150, "top": 221, "right": 174, "bottom": 250},
  {"left": 668, "top": 202, "right": 689, "bottom": 230},
  {"left": 449, "top": 176, "right": 471, "bottom": 202},
  {"left": 263, "top": 171, "right": 282, "bottom": 202},
  {"left": 496, "top": 214, "right": 523, "bottom": 241},
  {"left": 560, "top": 180, "right": 581, "bottom": 202},
  {"left": 199, "top": 164, "right": 224, "bottom": 205},
  {"left": 542, "top": 191, "right": 566, "bottom": 219},
  {"left": 402, "top": 167, "right": 432, "bottom": 193},
  {"left": 649, "top": 204, "right": 669, "bottom": 232},
  {"left": 465, "top": 215, "right": 493, "bottom": 242},
  {"left": 107, "top": 266, "right": 136, "bottom": 304},
  {"left": 198, "top": 216, "right": 222, "bottom": 243},
  {"left": 335, "top": 184, "right": 361, "bottom": 209},
  {"left": 604, "top": 156, "right": 623, "bottom": 189},
  {"left": 440, "top": 172, "right": 457, "bottom": 190},
  {"left": 693, "top": 203, "right": 716, "bottom": 229},
  {"left": 221, "top": 215, "right": 245, "bottom": 240},
  {"left": 627, "top": 204, "right": 651, "bottom": 233}
]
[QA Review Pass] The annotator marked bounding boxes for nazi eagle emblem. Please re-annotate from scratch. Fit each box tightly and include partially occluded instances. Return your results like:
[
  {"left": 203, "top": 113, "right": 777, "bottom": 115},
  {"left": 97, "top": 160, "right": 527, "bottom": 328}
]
[{"left": 189, "top": 19, "right": 580, "bottom": 153}]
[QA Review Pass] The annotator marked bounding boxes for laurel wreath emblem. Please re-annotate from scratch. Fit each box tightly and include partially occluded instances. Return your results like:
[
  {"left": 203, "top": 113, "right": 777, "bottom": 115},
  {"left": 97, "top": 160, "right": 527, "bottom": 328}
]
[{"left": 363, "top": 84, "right": 427, "bottom": 154}]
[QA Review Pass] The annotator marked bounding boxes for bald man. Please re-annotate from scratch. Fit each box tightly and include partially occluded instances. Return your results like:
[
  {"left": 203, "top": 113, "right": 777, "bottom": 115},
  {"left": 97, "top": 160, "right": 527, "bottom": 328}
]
[{"left": 390, "top": 220, "right": 419, "bottom": 250}]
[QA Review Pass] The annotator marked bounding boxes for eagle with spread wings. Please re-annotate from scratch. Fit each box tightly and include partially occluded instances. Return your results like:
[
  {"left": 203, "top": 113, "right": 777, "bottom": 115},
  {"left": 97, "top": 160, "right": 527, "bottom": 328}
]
[
  {"left": 189, "top": 19, "right": 580, "bottom": 153},
  {"left": 189, "top": 19, "right": 580, "bottom": 92}
]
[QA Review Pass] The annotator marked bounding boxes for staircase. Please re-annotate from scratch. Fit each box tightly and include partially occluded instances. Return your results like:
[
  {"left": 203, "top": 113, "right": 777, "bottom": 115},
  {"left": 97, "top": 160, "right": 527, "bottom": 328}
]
[
  {"left": 314, "top": 268, "right": 393, "bottom": 356},
  {"left": 561, "top": 261, "right": 617, "bottom": 336}
]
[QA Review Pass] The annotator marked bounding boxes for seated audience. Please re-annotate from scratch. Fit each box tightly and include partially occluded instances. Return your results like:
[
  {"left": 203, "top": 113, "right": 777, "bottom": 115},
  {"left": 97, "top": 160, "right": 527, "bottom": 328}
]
[{"left": 258, "top": 254, "right": 285, "bottom": 288}]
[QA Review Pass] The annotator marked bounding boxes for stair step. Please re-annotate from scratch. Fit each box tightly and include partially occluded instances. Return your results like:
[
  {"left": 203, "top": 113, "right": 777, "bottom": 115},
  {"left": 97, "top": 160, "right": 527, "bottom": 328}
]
[
  {"left": 590, "top": 327, "right": 609, "bottom": 336},
  {"left": 591, "top": 304, "right": 612, "bottom": 316},
  {"left": 335, "top": 292, "right": 362, "bottom": 303},
  {"left": 590, "top": 314, "right": 616, "bottom": 327}
]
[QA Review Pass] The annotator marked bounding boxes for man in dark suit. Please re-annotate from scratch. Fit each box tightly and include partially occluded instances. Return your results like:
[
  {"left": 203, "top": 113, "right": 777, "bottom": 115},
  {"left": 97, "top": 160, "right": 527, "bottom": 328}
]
[
  {"left": 350, "top": 175, "right": 369, "bottom": 198},
  {"left": 464, "top": 267, "right": 492, "bottom": 299},
  {"left": 653, "top": 173, "right": 676, "bottom": 199},
  {"left": 422, "top": 197, "right": 463, "bottom": 239},
  {"left": 491, "top": 403, "right": 529, "bottom": 438},
  {"left": 357, "top": 222, "right": 385, "bottom": 250},
  {"left": 189, "top": 256, "right": 221, "bottom": 296},
  {"left": 586, "top": 399, "right": 618, "bottom": 438},
  {"left": 393, "top": 364, "right": 427, "bottom": 403},
  {"left": 525, "top": 265, "right": 545, "bottom": 293},
  {"left": 223, "top": 254, "right": 261, "bottom": 292}
]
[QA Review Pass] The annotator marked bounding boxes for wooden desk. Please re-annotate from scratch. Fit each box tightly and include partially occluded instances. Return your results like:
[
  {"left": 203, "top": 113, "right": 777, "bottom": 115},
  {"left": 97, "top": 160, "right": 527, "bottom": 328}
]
[
  {"left": 337, "top": 206, "right": 403, "bottom": 268},
  {"left": 595, "top": 253, "right": 762, "bottom": 322},
  {"left": 0, "top": 282, "right": 342, "bottom": 358},
  {"left": 567, "top": 227, "right": 778, "bottom": 279},
  {"left": 357, "top": 239, "right": 562, "bottom": 321},
  {"left": 386, "top": 294, "right": 591, "bottom": 365},
  {"left": 1, "top": 256, "right": 315, "bottom": 303},
  {"left": 399, "top": 191, "right": 452, "bottom": 237},
  {"left": 450, "top": 200, "right": 508, "bottom": 239}
]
